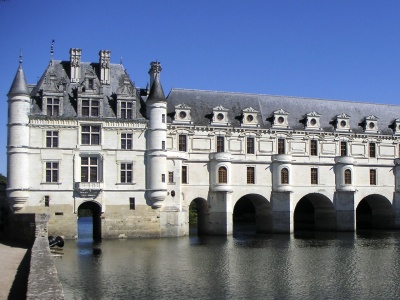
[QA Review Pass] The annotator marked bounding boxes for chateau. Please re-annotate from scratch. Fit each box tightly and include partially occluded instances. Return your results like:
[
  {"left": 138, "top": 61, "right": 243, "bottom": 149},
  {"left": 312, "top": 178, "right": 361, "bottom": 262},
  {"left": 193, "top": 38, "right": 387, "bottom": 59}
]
[{"left": 7, "top": 48, "right": 400, "bottom": 239}]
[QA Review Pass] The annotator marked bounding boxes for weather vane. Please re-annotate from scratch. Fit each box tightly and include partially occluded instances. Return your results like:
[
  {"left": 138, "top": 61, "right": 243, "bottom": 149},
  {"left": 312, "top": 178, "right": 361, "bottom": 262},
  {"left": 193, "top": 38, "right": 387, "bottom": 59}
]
[
  {"left": 19, "top": 49, "right": 22, "bottom": 66},
  {"left": 50, "top": 39, "right": 55, "bottom": 61}
]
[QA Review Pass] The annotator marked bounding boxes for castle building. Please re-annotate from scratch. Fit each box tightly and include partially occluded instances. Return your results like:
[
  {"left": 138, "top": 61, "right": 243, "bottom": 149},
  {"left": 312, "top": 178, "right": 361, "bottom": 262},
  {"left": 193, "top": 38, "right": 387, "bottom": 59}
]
[{"left": 7, "top": 48, "right": 400, "bottom": 238}]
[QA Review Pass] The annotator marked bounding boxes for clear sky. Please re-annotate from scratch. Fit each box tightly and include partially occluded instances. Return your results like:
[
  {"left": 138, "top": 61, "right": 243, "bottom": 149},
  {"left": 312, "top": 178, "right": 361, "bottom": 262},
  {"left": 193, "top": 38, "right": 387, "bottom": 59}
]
[{"left": 1, "top": 0, "right": 400, "bottom": 175}]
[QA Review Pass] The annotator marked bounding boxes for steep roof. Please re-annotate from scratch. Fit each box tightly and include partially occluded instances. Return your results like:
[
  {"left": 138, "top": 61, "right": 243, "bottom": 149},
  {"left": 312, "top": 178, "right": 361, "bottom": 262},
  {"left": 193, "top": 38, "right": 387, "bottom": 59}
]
[
  {"left": 8, "top": 65, "right": 29, "bottom": 96},
  {"left": 29, "top": 60, "right": 144, "bottom": 119},
  {"left": 166, "top": 88, "right": 400, "bottom": 134},
  {"left": 147, "top": 76, "right": 166, "bottom": 102}
]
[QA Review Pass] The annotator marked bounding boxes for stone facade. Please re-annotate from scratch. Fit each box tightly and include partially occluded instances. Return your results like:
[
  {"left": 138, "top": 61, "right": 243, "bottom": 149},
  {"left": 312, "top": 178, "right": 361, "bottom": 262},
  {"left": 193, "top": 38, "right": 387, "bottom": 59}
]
[{"left": 7, "top": 48, "right": 400, "bottom": 238}]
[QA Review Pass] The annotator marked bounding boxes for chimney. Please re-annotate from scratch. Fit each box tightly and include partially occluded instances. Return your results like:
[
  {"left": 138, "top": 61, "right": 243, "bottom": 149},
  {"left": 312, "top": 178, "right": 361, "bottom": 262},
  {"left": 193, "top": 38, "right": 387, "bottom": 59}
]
[
  {"left": 99, "top": 50, "right": 111, "bottom": 85},
  {"left": 70, "top": 48, "right": 82, "bottom": 83},
  {"left": 148, "top": 61, "right": 162, "bottom": 88}
]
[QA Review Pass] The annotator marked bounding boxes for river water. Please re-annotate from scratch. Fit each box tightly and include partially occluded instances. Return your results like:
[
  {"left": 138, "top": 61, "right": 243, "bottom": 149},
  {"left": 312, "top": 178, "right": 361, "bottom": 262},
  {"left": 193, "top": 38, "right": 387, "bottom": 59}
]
[{"left": 55, "top": 217, "right": 400, "bottom": 299}]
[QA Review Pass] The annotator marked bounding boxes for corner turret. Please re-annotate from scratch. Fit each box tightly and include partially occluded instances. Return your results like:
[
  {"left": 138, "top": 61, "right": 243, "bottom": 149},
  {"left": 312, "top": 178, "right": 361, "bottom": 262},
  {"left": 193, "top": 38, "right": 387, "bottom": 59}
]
[
  {"left": 7, "top": 57, "right": 31, "bottom": 211},
  {"left": 145, "top": 62, "right": 168, "bottom": 208}
]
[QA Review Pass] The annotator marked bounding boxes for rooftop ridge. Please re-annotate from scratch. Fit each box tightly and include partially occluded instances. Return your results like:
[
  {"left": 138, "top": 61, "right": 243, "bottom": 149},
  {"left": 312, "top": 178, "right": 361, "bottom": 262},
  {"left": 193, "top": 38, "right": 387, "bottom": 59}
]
[{"left": 169, "top": 87, "right": 400, "bottom": 108}]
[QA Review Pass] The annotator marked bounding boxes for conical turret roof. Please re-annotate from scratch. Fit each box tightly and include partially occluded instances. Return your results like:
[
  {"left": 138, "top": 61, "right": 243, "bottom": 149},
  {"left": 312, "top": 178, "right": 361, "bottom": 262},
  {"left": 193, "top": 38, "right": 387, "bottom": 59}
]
[
  {"left": 8, "top": 65, "right": 29, "bottom": 96},
  {"left": 147, "top": 75, "right": 166, "bottom": 102}
]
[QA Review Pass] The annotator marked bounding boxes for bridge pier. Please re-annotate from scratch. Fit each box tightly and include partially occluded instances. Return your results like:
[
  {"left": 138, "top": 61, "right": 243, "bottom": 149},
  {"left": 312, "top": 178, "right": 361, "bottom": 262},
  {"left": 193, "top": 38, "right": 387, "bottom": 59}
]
[
  {"left": 207, "top": 191, "right": 233, "bottom": 235},
  {"left": 271, "top": 191, "right": 293, "bottom": 233},
  {"left": 392, "top": 192, "right": 400, "bottom": 229},
  {"left": 334, "top": 191, "right": 356, "bottom": 231}
]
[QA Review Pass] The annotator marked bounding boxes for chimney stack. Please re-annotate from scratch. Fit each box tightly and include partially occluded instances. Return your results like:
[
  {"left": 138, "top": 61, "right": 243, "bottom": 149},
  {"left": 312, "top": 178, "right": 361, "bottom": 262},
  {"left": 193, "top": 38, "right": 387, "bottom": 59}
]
[
  {"left": 69, "top": 48, "right": 82, "bottom": 83},
  {"left": 99, "top": 50, "right": 111, "bottom": 85}
]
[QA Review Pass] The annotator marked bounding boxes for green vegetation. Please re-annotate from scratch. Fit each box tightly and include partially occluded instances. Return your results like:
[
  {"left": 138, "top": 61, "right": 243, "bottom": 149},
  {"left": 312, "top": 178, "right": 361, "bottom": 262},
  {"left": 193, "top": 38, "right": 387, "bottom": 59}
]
[
  {"left": 0, "top": 173, "right": 6, "bottom": 186},
  {"left": 189, "top": 202, "right": 198, "bottom": 224},
  {"left": 78, "top": 209, "right": 92, "bottom": 217}
]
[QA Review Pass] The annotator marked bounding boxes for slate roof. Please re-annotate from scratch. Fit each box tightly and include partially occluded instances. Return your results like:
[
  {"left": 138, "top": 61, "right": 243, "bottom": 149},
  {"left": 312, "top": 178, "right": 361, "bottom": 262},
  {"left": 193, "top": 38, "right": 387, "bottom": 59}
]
[
  {"left": 29, "top": 60, "right": 144, "bottom": 119},
  {"left": 8, "top": 65, "right": 29, "bottom": 96},
  {"left": 166, "top": 88, "right": 400, "bottom": 134}
]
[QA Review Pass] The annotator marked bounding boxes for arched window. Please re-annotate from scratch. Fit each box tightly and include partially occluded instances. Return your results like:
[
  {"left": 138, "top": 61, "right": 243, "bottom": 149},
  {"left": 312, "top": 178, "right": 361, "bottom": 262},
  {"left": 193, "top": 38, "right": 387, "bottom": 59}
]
[
  {"left": 218, "top": 166, "right": 227, "bottom": 183},
  {"left": 281, "top": 168, "right": 289, "bottom": 184},
  {"left": 344, "top": 169, "right": 352, "bottom": 184}
]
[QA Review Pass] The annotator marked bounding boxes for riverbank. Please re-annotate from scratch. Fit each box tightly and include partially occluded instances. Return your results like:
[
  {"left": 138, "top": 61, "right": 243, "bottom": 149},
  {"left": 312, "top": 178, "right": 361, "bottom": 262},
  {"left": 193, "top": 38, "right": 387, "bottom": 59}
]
[{"left": 0, "top": 241, "right": 30, "bottom": 300}]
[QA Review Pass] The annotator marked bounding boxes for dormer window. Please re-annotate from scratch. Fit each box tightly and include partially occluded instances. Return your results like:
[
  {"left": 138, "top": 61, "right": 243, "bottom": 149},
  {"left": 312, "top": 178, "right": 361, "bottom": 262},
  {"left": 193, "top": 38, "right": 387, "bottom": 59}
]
[
  {"left": 121, "top": 101, "right": 133, "bottom": 119},
  {"left": 173, "top": 104, "right": 192, "bottom": 125},
  {"left": 304, "top": 111, "right": 321, "bottom": 130},
  {"left": 82, "top": 100, "right": 99, "bottom": 117},
  {"left": 46, "top": 98, "right": 60, "bottom": 117},
  {"left": 360, "top": 115, "right": 379, "bottom": 133},
  {"left": 241, "top": 107, "right": 259, "bottom": 127},
  {"left": 270, "top": 109, "right": 290, "bottom": 129},
  {"left": 332, "top": 113, "right": 351, "bottom": 132},
  {"left": 390, "top": 119, "right": 400, "bottom": 135},
  {"left": 211, "top": 105, "right": 229, "bottom": 126}
]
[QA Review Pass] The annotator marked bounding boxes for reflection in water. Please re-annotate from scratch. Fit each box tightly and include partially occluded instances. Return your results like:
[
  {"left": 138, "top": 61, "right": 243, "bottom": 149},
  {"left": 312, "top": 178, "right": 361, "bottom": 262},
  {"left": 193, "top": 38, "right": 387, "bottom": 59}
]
[{"left": 55, "top": 220, "right": 400, "bottom": 299}]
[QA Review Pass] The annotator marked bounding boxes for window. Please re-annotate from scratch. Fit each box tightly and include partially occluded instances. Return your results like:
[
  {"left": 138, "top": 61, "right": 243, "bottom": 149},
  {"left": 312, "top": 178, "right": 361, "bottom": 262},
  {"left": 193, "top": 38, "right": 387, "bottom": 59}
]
[
  {"left": 81, "top": 157, "right": 98, "bottom": 182},
  {"left": 81, "top": 125, "right": 100, "bottom": 145},
  {"left": 47, "top": 98, "right": 59, "bottom": 116},
  {"left": 168, "top": 172, "right": 174, "bottom": 183},
  {"left": 370, "top": 169, "right": 376, "bottom": 185},
  {"left": 218, "top": 166, "right": 227, "bottom": 183},
  {"left": 120, "top": 102, "right": 133, "bottom": 119},
  {"left": 340, "top": 141, "right": 347, "bottom": 156},
  {"left": 129, "top": 197, "right": 135, "bottom": 210},
  {"left": 161, "top": 174, "right": 165, "bottom": 183},
  {"left": 281, "top": 168, "right": 289, "bottom": 184},
  {"left": 162, "top": 141, "right": 165, "bottom": 150},
  {"left": 46, "top": 131, "right": 58, "bottom": 148},
  {"left": 162, "top": 114, "right": 166, "bottom": 123},
  {"left": 247, "top": 167, "right": 255, "bottom": 184},
  {"left": 278, "top": 139, "right": 285, "bottom": 154},
  {"left": 82, "top": 100, "right": 99, "bottom": 117},
  {"left": 88, "top": 79, "right": 94, "bottom": 89},
  {"left": 344, "top": 169, "right": 352, "bottom": 185},
  {"left": 247, "top": 137, "right": 255, "bottom": 154},
  {"left": 217, "top": 136, "right": 224, "bottom": 152},
  {"left": 45, "top": 162, "right": 59, "bottom": 183},
  {"left": 311, "top": 168, "right": 318, "bottom": 184},
  {"left": 182, "top": 166, "right": 188, "bottom": 184},
  {"left": 121, "top": 133, "right": 132, "bottom": 150},
  {"left": 369, "top": 142, "right": 376, "bottom": 158},
  {"left": 44, "top": 196, "right": 50, "bottom": 207},
  {"left": 310, "top": 140, "right": 318, "bottom": 156},
  {"left": 179, "top": 135, "right": 187, "bottom": 152},
  {"left": 120, "top": 163, "right": 133, "bottom": 183}
]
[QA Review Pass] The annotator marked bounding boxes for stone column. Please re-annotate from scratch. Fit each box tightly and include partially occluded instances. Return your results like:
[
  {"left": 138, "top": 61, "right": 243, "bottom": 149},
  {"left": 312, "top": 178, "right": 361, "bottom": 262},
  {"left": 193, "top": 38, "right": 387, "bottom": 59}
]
[
  {"left": 207, "top": 191, "right": 233, "bottom": 235},
  {"left": 334, "top": 191, "right": 355, "bottom": 231},
  {"left": 271, "top": 191, "right": 293, "bottom": 233}
]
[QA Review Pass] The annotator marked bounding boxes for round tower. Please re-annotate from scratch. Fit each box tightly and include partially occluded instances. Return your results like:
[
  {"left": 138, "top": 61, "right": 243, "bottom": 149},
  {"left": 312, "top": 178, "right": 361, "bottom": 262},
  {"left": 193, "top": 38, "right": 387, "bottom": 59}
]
[
  {"left": 7, "top": 58, "right": 30, "bottom": 211},
  {"left": 145, "top": 62, "right": 168, "bottom": 208}
]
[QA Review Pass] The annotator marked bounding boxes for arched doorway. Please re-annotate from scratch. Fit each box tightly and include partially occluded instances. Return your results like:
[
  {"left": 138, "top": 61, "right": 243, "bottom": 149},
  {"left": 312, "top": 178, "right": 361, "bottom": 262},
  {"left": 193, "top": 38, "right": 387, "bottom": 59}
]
[
  {"left": 356, "top": 195, "right": 394, "bottom": 230},
  {"left": 233, "top": 194, "right": 272, "bottom": 233},
  {"left": 77, "top": 201, "right": 102, "bottom": 241},
  {"left": 189, "top": 198, "right": 209, "bottom": 235},
  {"left": 294, "top": 193, "right": 336, "bottom": 232}
]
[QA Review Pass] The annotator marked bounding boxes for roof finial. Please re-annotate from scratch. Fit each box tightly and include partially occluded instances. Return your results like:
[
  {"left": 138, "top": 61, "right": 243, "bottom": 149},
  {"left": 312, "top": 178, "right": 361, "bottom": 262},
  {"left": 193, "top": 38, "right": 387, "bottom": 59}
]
[
  {"left": 50, "top": 39, "right": 55, "bottom": 61},
  {"left": 120, "top": 56, "right": 122, "bottom": 65},
  {"left": 19, "top": 49, "right": 22, "bottom": 66}
]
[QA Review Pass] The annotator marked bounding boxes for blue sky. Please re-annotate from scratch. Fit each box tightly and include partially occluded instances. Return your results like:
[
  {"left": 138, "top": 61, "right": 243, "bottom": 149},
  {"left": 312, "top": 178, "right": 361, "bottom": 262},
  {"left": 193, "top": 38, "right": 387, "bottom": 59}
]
[{"left": 1, "top": 0, "right": 400, "bottom": 175}]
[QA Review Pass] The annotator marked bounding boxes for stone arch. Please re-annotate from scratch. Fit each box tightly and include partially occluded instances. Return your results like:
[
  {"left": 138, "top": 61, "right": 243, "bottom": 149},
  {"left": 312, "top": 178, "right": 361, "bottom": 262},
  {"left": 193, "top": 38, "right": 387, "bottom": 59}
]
[
  {"left": 356, "top": 194, "right": 394, "bottom": 229},
  {"left": 233, "top": 194, "right": 272, "bottom": 233},
  {"left": 78, "top": 200, "right": 102, "bottom": 241},
  {"left": 189, "top": 198, "right": 209, "bottom": 235},
  {"left": 294, "top": 193, "right": 336, "bottom": 231}
]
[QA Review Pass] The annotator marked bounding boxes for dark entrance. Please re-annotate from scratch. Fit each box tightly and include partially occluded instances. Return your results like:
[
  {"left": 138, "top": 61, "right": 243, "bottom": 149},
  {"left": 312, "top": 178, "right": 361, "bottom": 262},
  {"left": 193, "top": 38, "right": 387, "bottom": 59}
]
[
  {"left": 294, "top": 194, "right": 336, "bottom": 232},
  {"left": 356, "top": 195, "right": 394, "bottom": 230},
  {"left": 189, "top": 198, "right": 209, "bottom": 235},
  {"left": 233, "top": 194, "right": 272, "bottom": 233},
  {"left": 78, "top": 201, "right": 102, "bottom": 241}
]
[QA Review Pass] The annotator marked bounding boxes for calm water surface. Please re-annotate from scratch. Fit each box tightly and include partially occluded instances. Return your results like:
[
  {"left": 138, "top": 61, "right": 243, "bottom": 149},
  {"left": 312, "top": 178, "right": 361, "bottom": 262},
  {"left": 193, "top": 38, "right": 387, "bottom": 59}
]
[{"left": 55, "top": 217, "right": 400, "bottom": 299}]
